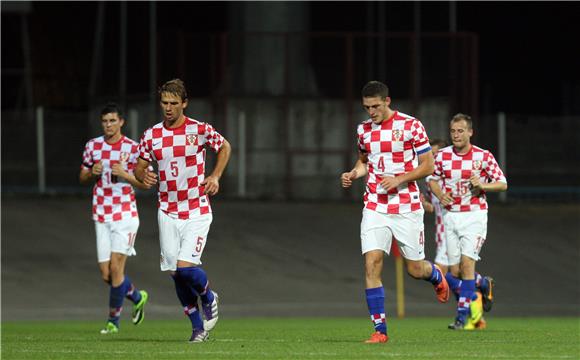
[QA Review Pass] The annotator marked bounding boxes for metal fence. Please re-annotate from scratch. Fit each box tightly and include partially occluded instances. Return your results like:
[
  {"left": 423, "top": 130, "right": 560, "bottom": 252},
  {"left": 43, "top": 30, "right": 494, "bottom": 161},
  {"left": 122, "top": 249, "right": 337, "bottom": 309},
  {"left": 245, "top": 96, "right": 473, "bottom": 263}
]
[{"left": 3, "top": 31, "right": 577, "bottom": 201}]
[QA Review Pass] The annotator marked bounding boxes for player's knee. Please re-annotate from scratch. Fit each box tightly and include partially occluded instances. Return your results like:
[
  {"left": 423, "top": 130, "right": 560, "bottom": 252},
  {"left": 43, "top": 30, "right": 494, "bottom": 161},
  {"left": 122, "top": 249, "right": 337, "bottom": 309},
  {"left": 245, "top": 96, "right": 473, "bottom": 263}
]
[{"left": 405, "top": 262, "right": 423, "bottom": 279}]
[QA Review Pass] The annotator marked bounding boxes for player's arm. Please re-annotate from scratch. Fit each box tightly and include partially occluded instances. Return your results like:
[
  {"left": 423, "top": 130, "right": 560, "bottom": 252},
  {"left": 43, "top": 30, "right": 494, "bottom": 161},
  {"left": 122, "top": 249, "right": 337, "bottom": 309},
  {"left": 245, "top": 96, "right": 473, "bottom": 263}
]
[
  {"left": 469, "top": 177, "right": 507, "bottom": 193},
  {"left": 421, "top": 192, "right": 434, "bottom": 213},
  {"left": 428, "top": 178, "right": 453, "bottom": 206},
  {"left": 134, "top": 158, "right": 158, "bottom": 187},
  {"left": 111, "top": 162, "right": 153, "bottom": 190},
  {"left": 341, "top": 152, "right": 368, "bottom": 188},
  {"left": 79, "top": 161, "right": 103, "bottom": 185},
  {"left": 202, "top": 139, "right": 232, "bottom": 196},
  {"left": 380, "top": 150, "right": 434, "bottom": 191}
]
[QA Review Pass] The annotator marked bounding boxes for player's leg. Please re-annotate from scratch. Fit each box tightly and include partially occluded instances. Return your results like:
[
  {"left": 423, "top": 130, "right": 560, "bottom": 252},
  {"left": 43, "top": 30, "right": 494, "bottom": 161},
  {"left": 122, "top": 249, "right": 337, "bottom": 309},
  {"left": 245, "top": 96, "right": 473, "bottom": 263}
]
[
  {"left": 176, "top": 214, "right": 218, "bottom": 332},
  {"left": 449, "top": 211, "right": 487, "bottom": 330},
  {"left": 158, "top": 210, "right": 207, "bottom": 342},
  {"left": 95, "top": 222, "right": 119, "bottom": 334},
  {"left": 110, "top": 217, "right": 147, "bottom": 325},
  {"left": 360, "top": 209, "right": 389, "bottom": 343},
  {"left": 391, "top": 211, "right": 449, "bottom": 303}
]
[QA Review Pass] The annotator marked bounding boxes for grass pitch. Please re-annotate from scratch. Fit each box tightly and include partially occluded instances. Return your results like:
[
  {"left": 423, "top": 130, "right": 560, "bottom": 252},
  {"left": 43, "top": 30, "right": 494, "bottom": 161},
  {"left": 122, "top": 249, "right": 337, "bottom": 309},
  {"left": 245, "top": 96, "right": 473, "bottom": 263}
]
[{"left": 2, "top": 317, "right": 579, "bottom": 359}]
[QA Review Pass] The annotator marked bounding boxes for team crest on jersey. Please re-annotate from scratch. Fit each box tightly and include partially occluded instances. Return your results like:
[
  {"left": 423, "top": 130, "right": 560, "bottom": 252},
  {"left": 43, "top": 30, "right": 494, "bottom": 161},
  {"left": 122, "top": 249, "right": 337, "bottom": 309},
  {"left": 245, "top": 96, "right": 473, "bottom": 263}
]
[
  {"left": 120, "top": 152, "right": 130, "bottom": 163},
  {"left": 392, "top": 129, "right": 403, "bottom": 141},
  {"left": 473, "top": 160, "right": 482, "bottom": 170},
  {"left": 187, "top": 134, "right": 198, "bottom": 146}
]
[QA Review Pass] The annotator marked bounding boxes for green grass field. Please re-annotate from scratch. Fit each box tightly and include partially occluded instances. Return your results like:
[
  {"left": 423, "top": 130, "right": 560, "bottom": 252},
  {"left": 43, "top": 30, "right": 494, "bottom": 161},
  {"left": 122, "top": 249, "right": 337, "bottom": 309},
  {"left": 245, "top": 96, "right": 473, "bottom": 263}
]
[{"left": 2, "top": 317, "right": 579, "bottom": 359}]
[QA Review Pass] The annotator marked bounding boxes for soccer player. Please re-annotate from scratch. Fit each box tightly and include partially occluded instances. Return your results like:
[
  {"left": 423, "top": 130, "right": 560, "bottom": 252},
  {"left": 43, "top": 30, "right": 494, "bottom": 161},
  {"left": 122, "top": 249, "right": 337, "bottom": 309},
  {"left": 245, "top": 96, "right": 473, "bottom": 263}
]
[
  {"left": 79, "top": 103, "right": 152, "bottom": 334},
  {"left": 341, "top": 81, "right": 449, "bottom": 344},
  {"left": 428, "top": 113, "right": 506, "bottom": 330},
  {"left": 134, "top": 79, "right": 231, "bottom": 343},
  {"left": 424, "top": 138, "right": 487, "bottom": 329}
]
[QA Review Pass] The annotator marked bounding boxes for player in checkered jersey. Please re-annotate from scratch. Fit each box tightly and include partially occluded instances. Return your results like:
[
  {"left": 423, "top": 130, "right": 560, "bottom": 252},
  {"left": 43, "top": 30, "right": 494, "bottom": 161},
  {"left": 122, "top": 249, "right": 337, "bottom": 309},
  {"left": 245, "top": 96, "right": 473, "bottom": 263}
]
[
  {"left": 134, "top": 79, "right": 231, "bottom": 343},
  {"left": 429, "top": 113, "right": 507, "bottom": 330},
  {"left": 79, "top": 103, "right": 155, "bottom": 335},
  {"left": 341, "top": 81, "right": 450, "bottom": 344}
]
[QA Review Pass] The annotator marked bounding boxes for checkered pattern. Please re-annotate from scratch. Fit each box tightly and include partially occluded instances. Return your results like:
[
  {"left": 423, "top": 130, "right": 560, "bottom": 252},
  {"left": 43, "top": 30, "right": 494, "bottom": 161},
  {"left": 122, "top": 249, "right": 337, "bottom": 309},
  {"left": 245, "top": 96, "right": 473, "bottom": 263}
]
[
  {"left": 138, "top": 117, "right": 225, "bottom": 219},
  {"left": 431, "top": 145, "right": 507, "bottom": 212},
  {"left": 425, "top": 179, "right": 446, "bottom": 246},
  {"left": 81, "top": 136, "right": 139, "bottom": 223},
  {"left": 457, "top": 296, "right": 471, "bottom": 309},
  {"left": 370, "top": 313, "right": 386, "bottom": 326},
  {"left": 357, "top": 111, "right": 431, "bottom": 214}
]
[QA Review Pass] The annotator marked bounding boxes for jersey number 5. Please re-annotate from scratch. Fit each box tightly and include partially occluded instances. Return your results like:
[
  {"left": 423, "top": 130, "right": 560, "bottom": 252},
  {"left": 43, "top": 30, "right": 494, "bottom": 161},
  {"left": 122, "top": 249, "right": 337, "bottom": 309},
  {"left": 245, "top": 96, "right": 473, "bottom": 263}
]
[{"left": 170, "top": 161, "right": 179, "bottom": 177}]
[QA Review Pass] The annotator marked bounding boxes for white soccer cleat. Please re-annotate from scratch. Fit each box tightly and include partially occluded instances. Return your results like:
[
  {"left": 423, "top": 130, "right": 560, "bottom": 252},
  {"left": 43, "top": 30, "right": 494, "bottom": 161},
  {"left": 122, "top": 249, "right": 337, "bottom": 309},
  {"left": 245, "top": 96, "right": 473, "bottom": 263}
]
[{"left": 202, "top": 291, "right": 219, "bottom": 331}]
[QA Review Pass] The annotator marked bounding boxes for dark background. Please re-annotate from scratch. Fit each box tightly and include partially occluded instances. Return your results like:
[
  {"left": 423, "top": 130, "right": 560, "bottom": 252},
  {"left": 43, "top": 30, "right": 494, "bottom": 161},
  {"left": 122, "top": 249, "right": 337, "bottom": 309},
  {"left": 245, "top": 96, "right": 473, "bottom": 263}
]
[{"left": 2, "top": 1, "right": 579, "bottom": 114}]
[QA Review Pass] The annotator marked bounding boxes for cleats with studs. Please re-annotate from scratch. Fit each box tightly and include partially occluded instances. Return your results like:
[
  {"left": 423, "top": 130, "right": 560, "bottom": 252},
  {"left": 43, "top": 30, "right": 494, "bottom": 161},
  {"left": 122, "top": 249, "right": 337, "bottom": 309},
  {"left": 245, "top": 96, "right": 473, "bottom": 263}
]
[
  {"left": 481, "top": 276, "right": 495, "bottom": 312},
  {"left": 433, "top": 265, "right": 450, "bottom": 303},
  {"left": 365, "top": 331, "right": 389, "bottom": 343},
  {"left": 100, "top": 322, "right": 119, "bottom": 335},
  {"left": 132, "top": 290, "right": 148, "bottom": 325}
]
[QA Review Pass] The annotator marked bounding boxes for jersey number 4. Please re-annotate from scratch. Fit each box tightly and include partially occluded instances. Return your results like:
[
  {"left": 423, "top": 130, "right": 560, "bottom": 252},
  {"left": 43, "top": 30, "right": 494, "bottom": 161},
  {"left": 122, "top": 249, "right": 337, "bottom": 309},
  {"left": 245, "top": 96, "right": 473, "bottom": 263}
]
[{"left": 377, "top": 157, "right": 385, "bottom": 172}]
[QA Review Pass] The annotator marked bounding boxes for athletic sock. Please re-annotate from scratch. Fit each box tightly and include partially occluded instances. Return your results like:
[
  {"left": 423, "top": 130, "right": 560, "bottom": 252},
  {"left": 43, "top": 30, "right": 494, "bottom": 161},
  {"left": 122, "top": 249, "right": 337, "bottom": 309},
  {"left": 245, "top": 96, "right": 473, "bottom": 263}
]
[
  {"left": 108, "top": 281, "right": 126, "bottom": 327},
  {"left": 177, "top": 266, "right": 215, "bottom": 305},
  {"left": 171, "top": 273, "right": 203, "bottom": 331},
  {"left": 365, "top": 287, "right": 387, "bottom": 335},
  {"left": 123, "top": 276, "right": 142, "bottom": 304},
  {"left": 457, "top": 279, "right": 475, "bottom": 324},
  {"left": 426, "top": 262, "right": 442, "bottom": 285},
  {"left": 445, "top": 272, "right": 462, "bottom": 301}
]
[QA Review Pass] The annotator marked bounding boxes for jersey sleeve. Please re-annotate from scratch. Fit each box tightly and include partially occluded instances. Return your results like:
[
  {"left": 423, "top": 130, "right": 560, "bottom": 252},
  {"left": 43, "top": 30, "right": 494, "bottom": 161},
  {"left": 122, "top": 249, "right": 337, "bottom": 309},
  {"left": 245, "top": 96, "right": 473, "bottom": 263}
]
[
  {"left": 411, "top": 119, "right": 431, "bottom": 155},
  {"left": 484, "top": 151, "right": 507, "bottom": 184},
  {"left": 357, "top": 124, "right": 366, "bottom": 153},
  {"left": 430, "top": 150, "right": 443, "bottom": 182},
  {"left": 81, "top": 141, "right": 93, "bottom": 169},
  {"left": 201, "top": 123, "right": 225, "bottom": 153},
  {"left": 138, "top": 129, "right": 153, "bottom": 162}
]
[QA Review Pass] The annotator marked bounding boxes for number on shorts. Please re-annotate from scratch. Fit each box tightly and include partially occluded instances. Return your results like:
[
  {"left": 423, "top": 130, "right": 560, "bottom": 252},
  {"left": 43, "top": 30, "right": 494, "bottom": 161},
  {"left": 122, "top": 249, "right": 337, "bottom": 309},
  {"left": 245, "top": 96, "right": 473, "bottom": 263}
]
[
  {"left": 170, "top": 161, "right": 179, "bottom": 177},
  {"left": 128, "top": 232, "right": 136, "bottom": 247},
  {"left": 195, "top": 236, "right": 204, "bottom": 253},
  {"left": 475, "top": 236, "right": 485, "bottom": 252},
  {"left": 419, "top": 231, "right": 424, "bottom": 246}
]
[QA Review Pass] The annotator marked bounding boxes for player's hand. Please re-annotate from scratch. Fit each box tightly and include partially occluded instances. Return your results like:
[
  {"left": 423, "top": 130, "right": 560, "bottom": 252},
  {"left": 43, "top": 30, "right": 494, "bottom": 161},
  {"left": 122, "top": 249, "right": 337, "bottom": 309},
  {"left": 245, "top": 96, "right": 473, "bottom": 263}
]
[
  {"left": 469, "top": 174, "right": 483, "bottom": 195},
  {"left": 341, "top": 170, "right": 358, "bottom": 188},
  {"left": 438, "top": 192, "right": 454, "bottom": 206},
  {"left": 111, "top": 162, "right": 127, "bottom": 180},
  {"left": 202, "top": 175, "right": 220, "bottom": 196},
  {"left": 142, "top": 169, "right": 158, "bottom": 188},
  {"left": 379, "top": 176, "right": 402, "bottom": 192},
  {"left": 92, "top": 161, "right": 103, "bottom": 176}
]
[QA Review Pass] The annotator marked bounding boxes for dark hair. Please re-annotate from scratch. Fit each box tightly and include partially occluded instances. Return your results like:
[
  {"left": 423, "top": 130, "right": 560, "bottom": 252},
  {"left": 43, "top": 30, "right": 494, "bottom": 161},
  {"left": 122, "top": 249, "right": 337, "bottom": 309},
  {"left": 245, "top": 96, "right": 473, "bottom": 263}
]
[
  {"left": 429, "top": 138, "right": 448, "bottom": 148},
  {"left": 362, "top": 81, "right": 389, "bottom": 99},
  {"left": 100, "top": 102, "right": 123, "bottom": 118},
  {"left": 451, "top": 113, "right": 473, "bottom": 129},
  {"left": 159, "top": 78, "right": 188, "bottom": 101}
]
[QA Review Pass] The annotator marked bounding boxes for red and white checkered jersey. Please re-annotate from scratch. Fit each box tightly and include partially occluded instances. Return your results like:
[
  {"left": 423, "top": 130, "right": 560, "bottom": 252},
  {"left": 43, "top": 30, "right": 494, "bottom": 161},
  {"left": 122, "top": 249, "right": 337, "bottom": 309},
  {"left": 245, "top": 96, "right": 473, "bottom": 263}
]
[
  {"left": 81, "top": 136, "right": 139, "bottom": 223},
  {"left": 357, "top": 111, "right": 431, "bottom": 214},
  {"left": 431, "top": 145, "right": 507, "bottom": 212},
  {"left": 138, "top": 116, "right": 225, "bottom": 219}
]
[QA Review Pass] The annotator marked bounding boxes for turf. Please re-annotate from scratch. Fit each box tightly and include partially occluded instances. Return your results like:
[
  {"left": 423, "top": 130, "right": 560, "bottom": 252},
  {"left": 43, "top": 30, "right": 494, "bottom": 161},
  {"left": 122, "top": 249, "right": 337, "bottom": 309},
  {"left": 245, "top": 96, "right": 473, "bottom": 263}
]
[{"left": 2, "top": 317, "right": 579, "bottom": 359}]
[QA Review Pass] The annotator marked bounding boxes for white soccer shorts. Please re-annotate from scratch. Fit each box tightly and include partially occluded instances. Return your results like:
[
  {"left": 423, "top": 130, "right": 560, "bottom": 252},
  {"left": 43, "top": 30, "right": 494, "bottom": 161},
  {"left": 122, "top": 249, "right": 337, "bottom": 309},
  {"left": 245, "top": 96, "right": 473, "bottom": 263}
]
[
  {"left": 95, "top": 217, "right": 139, "bottom": 263},
  {"left": 443, "top": 209, "right": 488, "bottom": 264},
  {"left": 158, "top": 210, "right": 213, "bottom": 271},
  {"left": 360, "top": 208, "right": 426, "bottom": 261}
]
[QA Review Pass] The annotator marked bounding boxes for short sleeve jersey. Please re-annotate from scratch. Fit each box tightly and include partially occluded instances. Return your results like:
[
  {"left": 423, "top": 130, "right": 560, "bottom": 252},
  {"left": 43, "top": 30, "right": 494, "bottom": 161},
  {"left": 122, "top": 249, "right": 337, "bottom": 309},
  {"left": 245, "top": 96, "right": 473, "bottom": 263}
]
[
  {"left": 138, "top": 116, "right": 225, "bottom": 219},
  {"left": 357, "top": 111, "right": 431, "bottom": 214},
  {"left": 81, "top": 136, "right": 139, "bottom": 223},
  {"left": 430, "top": 145, "right": 507, "bottom": 212}
]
